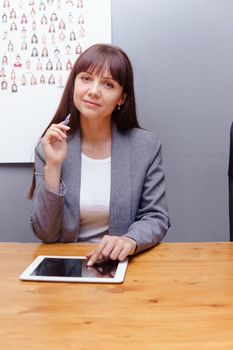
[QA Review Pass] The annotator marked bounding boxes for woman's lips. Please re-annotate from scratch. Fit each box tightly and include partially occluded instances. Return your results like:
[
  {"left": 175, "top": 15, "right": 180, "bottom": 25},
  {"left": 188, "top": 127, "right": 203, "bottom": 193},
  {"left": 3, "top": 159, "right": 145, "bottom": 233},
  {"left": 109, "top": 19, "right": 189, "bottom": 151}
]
[{"left": 83, "top": 99, "right": 101, "bottom": 107}]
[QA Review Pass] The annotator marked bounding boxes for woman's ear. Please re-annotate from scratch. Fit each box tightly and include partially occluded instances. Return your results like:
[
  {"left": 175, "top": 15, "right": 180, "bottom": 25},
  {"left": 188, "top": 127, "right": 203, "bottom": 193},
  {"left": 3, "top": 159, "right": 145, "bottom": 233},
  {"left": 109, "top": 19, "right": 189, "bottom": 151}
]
[{"left": 119, "top": 93, "right": 127, "bottom": 107}]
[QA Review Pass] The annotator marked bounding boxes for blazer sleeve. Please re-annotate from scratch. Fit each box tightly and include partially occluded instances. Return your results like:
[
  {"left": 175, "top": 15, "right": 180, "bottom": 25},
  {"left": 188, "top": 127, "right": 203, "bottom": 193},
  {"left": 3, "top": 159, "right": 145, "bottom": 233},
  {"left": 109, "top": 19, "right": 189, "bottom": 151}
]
[
  {"left": 30, "top": 143, "right": 66, "bottom": 242},
  {"left": 125, "top": 138, "right": 170, "bottom": 253}
]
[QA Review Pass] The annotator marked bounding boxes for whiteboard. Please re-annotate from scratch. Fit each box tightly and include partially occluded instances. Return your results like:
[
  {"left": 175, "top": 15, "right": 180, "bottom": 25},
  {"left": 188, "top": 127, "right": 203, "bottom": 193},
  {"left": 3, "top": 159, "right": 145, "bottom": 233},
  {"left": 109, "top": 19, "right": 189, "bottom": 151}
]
[{"left": 0, "top": 0, "right": 111, "bottom": 162}]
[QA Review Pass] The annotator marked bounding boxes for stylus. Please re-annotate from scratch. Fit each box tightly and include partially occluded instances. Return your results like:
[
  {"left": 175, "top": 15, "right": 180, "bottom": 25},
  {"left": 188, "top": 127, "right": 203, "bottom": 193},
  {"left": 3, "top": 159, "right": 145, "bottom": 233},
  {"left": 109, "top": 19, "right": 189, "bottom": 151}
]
[{"left": 63, "top": 114, "right": 70, "bottom": 126}]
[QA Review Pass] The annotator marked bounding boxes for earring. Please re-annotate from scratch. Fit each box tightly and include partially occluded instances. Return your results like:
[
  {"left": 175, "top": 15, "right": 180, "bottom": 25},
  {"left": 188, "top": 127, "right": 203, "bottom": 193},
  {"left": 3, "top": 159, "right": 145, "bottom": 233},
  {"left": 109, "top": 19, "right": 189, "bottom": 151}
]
[{"left": 118, "top": 105, "right": 121, "bottom": 110}]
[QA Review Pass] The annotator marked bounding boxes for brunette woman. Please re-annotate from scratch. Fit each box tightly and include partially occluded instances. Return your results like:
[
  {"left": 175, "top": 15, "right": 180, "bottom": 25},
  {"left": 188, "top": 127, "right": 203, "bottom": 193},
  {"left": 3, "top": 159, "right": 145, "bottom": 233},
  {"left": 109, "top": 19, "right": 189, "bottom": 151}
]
[{"left": 29, "top": 44, "right": 170, "bottom": 266}]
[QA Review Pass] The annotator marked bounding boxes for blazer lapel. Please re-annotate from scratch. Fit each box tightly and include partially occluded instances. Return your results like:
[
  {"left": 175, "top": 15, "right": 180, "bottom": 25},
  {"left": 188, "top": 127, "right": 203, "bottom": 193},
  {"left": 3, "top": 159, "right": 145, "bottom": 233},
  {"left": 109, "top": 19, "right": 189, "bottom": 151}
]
[
  {"left": 62, "top": 128, "right": 81, "bottom": 239},
  {"left": 109, "top": 124, "right": 132, "bottom": 235}
]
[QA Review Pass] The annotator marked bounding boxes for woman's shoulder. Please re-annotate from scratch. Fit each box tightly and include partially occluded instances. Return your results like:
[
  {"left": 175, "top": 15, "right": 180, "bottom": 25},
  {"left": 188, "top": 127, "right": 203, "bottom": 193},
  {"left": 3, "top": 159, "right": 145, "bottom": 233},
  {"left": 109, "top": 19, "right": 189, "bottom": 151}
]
[
  {"left": 126, "top": 128, "right": 162, "bottom": 165},
  {"left": 128, "top": 127, "right": 161, "bottom": 148}
]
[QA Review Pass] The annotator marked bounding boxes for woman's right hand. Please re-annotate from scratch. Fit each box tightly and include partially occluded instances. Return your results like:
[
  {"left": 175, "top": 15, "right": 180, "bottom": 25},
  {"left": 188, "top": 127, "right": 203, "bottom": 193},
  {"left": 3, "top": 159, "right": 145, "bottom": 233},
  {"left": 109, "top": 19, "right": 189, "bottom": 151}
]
[{"left": 41, "top": 123, "right": 70, "bottom": 166}]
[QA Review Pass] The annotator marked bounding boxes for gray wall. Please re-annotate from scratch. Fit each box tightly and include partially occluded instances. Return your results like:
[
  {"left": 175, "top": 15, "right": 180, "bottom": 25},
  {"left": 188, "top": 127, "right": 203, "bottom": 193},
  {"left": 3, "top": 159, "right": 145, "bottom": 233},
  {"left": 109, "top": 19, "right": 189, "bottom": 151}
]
[{"left": 0, "top": 0, "right": 232, "bottom": 242}]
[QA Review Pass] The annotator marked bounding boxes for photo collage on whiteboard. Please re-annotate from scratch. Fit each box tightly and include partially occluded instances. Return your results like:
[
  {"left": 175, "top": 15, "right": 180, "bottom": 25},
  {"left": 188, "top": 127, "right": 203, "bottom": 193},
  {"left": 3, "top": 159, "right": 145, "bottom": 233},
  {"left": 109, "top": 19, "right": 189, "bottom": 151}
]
[{"left": 0, "top": 0, "right": 86, "bottom": 93}]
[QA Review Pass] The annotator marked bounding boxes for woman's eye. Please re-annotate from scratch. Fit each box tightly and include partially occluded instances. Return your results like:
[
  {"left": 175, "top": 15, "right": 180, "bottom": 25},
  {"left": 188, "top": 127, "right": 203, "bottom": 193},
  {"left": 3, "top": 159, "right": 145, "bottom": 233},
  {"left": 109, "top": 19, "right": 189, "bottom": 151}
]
[
  {"left": 104, "top": 81, "right": 114, "bottom": 88},
  {"left": 80, "top": 76, "right": 90, "bottom": 81}
]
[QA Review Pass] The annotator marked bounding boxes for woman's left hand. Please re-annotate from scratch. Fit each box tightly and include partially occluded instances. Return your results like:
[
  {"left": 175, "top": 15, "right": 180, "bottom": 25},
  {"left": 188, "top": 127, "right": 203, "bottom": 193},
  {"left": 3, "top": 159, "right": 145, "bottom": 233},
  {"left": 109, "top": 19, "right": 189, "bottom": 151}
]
[{"left": 86, "top": 235, "right": 137, "bottom": 267}]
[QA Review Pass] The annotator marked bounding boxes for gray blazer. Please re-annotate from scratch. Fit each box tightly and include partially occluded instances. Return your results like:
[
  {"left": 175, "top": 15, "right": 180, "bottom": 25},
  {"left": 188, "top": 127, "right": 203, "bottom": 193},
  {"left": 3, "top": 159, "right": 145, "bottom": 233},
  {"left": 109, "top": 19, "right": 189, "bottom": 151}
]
[{"left": 31, "top": 124, "right": 170, "bottom": 254}]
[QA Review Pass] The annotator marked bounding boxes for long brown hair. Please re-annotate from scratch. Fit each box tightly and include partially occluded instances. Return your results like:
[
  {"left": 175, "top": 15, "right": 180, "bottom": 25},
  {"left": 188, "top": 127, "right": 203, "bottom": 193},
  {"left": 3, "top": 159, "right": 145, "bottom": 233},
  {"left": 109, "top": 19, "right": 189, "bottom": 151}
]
[{"left": 28, "top": 43, "right": 140, "bottom": 198}]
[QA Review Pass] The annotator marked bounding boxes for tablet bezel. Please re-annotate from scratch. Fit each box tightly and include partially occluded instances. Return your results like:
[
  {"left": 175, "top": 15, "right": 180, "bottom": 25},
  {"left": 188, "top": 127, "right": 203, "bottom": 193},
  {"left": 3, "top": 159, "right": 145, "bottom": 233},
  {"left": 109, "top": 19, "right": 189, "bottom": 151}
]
[{"left": 19, "top": 255, "right": 128, "bottom": 283}]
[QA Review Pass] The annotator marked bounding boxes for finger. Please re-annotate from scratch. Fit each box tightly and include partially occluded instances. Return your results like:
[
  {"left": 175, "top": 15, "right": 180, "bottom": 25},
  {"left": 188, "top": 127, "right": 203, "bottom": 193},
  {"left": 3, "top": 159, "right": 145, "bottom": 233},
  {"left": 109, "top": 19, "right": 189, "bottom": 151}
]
[
  {"left": 101, "top": 238, "right": 116, "bottom": 260},
  {"left": 86, "top": 250, "right": 95, "bottom": 258},
  {"left": 58, "top": 124, "right": 70, "bottom": 133},
  {"left": 49, "top": 127, "right": 68, "bottom": 139},
  {"left": 117, "top": 246, "right": 131, "bottom": 261},
  {"left": 46, "top": 128, "right": 69, "bottom": 144},
  {"left": 109, "top": 241, "right": 125, "bottom": 261},
  {"left": 86, "top": 239, "right": 109, "bottom": 266},
  {"left": 53, "top": 123, "right": 70, "bottom": 132},
  {"left": 43, "top": 130, "right": 63, "bottom": 143}
]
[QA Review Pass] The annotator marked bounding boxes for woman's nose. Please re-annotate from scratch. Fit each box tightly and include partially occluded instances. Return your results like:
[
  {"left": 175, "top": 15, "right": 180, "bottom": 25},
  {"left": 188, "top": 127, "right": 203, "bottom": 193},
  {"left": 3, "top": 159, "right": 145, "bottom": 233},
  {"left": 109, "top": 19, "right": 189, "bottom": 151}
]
[{"left": 88, "top": 81, "right": 101, "bottom": 97}]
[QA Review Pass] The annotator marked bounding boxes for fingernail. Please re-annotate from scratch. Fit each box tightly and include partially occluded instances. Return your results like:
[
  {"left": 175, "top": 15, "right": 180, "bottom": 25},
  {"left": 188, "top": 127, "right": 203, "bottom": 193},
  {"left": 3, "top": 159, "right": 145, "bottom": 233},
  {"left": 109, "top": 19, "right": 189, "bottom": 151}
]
[{"left": 87, "top": 260, "right": 92, "bottom": 267}]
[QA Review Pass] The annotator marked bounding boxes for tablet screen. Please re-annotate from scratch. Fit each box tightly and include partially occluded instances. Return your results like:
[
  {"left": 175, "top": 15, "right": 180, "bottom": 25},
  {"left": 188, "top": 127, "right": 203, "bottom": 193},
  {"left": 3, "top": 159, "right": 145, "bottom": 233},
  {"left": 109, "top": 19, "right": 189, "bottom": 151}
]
[{"left": 30, "top": 257, "right": 118, "bottom": 278}]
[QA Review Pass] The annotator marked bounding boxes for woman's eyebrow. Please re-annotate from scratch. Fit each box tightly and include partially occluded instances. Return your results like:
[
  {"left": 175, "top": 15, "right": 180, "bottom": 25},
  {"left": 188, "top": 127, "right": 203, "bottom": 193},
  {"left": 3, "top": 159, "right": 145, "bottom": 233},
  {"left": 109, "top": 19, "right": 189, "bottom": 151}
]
[
  {"left": 102, "top": 76, "right": 114, "bottom": 80},
  {"left": 81, "top": 71, "right": 115, "bottom": 81}
]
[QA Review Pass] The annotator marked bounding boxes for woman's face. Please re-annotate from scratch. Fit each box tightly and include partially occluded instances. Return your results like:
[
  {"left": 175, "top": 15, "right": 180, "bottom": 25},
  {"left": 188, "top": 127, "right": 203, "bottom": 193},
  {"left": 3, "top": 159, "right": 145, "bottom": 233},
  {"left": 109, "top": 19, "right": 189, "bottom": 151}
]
[{"left": 73, "top": 68, "right": 125, "bottom": 122}]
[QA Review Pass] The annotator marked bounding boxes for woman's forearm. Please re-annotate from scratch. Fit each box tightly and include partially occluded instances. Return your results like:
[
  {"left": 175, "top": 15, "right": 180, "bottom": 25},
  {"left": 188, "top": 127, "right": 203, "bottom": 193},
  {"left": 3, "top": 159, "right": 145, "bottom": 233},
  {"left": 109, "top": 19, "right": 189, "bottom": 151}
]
[{"left": 44, "top": 164, "right": 61, "bottom": 193}]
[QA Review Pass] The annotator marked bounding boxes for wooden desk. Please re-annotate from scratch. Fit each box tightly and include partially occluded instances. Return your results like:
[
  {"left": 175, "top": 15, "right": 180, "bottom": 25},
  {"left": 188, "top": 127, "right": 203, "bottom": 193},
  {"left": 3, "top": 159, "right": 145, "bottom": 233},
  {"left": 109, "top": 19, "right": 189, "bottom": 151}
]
[{"left": 0, "top": 242, "right": 233, "bottom": 349}]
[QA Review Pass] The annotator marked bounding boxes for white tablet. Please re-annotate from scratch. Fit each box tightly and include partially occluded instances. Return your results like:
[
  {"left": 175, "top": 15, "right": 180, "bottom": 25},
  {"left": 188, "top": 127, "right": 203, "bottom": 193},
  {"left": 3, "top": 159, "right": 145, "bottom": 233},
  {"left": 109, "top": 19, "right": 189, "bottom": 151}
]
[{"left": 19, "top": 256, "right": 128, "bottom": 283}]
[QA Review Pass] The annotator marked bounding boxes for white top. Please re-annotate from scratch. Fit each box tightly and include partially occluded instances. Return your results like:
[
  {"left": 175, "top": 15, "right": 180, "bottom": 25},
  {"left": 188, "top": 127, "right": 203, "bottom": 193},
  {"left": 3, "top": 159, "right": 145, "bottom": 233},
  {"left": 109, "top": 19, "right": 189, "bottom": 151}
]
[{"left": 79, "top": 153, "right": 111, "bottom": 242}]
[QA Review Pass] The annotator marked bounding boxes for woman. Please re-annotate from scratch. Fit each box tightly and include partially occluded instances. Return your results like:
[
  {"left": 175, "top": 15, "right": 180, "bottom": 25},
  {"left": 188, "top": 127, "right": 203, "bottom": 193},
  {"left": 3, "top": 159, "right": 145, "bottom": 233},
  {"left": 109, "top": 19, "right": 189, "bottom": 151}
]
[{"left": 29, "top": 44, "right": 170, "bottom": 266}]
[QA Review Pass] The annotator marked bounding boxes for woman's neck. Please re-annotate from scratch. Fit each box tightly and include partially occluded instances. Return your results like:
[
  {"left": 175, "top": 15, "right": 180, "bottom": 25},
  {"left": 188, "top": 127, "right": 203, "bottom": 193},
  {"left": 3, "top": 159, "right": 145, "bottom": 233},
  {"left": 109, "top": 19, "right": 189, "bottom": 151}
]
[{"left": 80, "top": 117, "right": 112, "bottom": 159}]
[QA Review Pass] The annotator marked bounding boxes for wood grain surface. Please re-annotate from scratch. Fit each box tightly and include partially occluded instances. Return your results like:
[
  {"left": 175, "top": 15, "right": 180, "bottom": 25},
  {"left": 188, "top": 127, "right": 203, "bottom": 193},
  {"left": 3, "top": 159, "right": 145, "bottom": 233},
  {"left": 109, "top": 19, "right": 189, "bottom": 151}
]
[{"left": 0, "top": 242, "right": 233, "bottom": 349}]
